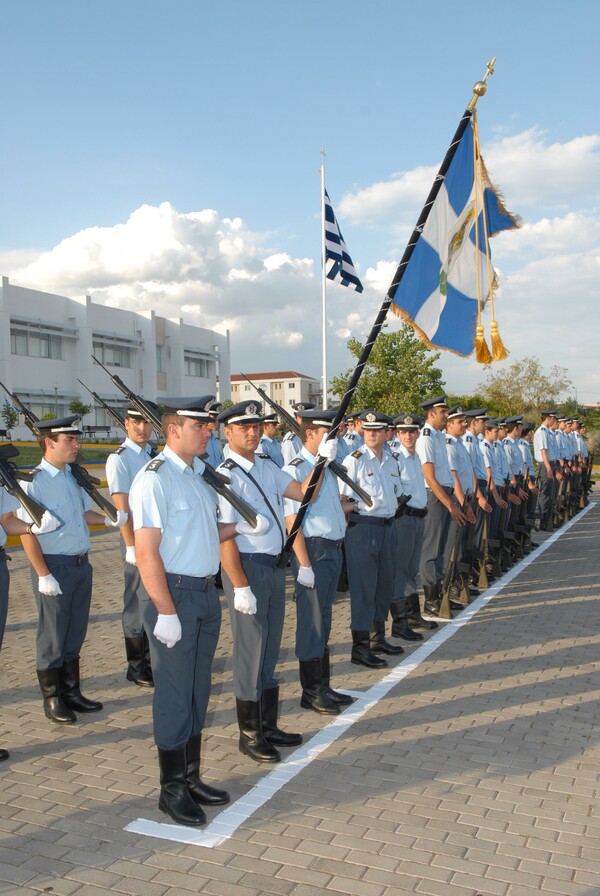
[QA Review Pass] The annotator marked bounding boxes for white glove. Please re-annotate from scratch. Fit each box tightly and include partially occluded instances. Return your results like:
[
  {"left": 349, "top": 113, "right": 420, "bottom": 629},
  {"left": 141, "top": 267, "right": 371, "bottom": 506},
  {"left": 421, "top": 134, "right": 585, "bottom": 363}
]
[
  {"left": 317, "top": 435, "right": 338, "bottom": 466},
  {"left": 38, "top": 574, "right": 63, "bottom": 596},
  {"left": 357, "top": 499, "right": 372, "bottom": 513},
  {"left": 297, "top": 565, "right": 315, "bottom": 588},
  {"left": 236, "top": 513, "right": 269, "bottom": 536},
  {"left": 234, "top": 586, "right": 257, "bottom": 615},
  {"left": 153, "top": 613, "right": 182, "bottom": 648},
  {"left": 30, "top": 511, "right": 61, "bottom": 535},
  {"left": 125, "top": 546, "right": 137, "bottom": 565},
  {"left": 105, "top": 510, "right": 128, "bottom": 528}
]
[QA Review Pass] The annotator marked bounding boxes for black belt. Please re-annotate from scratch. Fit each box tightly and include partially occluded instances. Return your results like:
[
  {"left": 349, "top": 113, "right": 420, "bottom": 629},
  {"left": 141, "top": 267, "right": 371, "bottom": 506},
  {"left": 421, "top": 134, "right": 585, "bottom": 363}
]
[
  {"left": 348, "top": 513, "right": 395, "bottom": 527},
  {"left": 239, "top": 552, "right": 280, "bottom": 568},
  {"left": 43, "top": 553, "right": 89, "bottom": 567},
  {"left": 166, "top": 572, "right": 215, "bottom": 592},
  {"left": 305, "top": 536, "right": 344, "bottom": 549},
  {"left": 404, "top": 506, "right": 428, "bottom": 518}
]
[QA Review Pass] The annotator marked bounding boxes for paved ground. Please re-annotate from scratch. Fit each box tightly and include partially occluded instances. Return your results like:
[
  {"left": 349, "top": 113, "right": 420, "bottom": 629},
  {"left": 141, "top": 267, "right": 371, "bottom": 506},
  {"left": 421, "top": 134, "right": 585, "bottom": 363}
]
[{"left": 0, "top": 501, "right": 599, "bottom": 896}]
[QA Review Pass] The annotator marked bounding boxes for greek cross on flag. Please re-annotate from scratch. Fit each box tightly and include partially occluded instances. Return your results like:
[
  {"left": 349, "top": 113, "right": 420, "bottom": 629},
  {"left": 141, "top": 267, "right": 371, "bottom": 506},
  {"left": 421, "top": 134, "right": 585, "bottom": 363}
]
[
  {"left": 324, "top": 190, "right": 364, "bottom": 293},
  {"left": 391, "top": 119, "right": 518, "bottom": 356}
]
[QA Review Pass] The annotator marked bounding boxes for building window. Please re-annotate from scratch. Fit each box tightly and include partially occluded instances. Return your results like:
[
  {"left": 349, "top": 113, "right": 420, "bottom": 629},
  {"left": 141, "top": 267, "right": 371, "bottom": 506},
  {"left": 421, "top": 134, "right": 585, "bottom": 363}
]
[
  {"left": 184, "top": 355, "right": 209, "bottom": 378},
  {"left": 93, "top": 341, "right": 132, "bottom": 368},
  {"left": 11, "top": 328, "right": 62, "bottom": 360},
  {"left": 244, "top": 384, "right": 250, "bottom": 391},
  {"left": 156, "top": 346, "right": 165, "bottom": 373},
  {"left": 288, "top": 382, "right": 295, "bottom": 389}
]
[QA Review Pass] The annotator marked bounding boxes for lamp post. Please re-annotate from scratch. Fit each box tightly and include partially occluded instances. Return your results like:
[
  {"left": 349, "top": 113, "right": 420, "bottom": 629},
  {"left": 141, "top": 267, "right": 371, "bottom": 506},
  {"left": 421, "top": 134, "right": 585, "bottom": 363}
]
[{"left": 53, "top": 384, "right": 58, "bottom": 416}]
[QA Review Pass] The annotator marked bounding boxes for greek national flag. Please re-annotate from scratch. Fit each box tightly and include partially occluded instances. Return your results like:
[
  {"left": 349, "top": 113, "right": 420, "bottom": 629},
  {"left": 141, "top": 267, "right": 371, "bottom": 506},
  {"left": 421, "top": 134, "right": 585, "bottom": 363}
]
[
  {"left": 391, "top": 119, "right": 518, "bottom": 356},
  {"left": 324, "top": 190, "right": 363, "bottom": 293}
]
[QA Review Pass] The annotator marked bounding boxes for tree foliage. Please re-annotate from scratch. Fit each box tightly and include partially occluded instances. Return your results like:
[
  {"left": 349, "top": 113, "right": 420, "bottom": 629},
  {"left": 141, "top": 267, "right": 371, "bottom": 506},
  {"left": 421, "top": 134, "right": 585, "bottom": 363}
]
[
  {"left": 477, "top": 358, "right": 573, "bottom": 420},
  {"left": 69, "top": 399, "right": 92, "bottom": 417},
  {"left": 1, "top": 400, "right": 18, "bottom": 435},
  {"left": 329, "top": 325, "right": 445, "bottom": 415}
]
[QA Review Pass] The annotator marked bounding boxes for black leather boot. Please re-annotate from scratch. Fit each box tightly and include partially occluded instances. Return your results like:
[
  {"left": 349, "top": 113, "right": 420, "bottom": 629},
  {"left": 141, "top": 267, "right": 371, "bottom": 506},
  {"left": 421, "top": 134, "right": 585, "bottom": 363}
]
[
  {"left": 185, "top": 734, "right": 230, "bottom": 806},
  {"left": 0, "top": 747, "right": 9, "bottom": 761},
  {"left": 322, "top": 647, "right": 354, "bottom": 706},
  {"left": 157, "top": 747, "right": 206, "bottom": 825},
  {"left": 350, "top": 631, "right": 388, "bottom": 668},
  {"left": 370, "top": 620, "right": 404, "bottom": 655},
  {"left": 60, "top": 657, "right": 103, "bottom": 713},
  {"left": 37, "top": 668, "right": 76, "bottom": 724},
  {"left": 406, "top": 593, "right": 438, "bottom": 630},
  {"left": 261, "top": 686, "right": 303, "bottom": 745},
  {"left": 125, "top": 636, "right": 154, "bottom": 687},
  {"left": 423, "top": 584, "right": 442, "bottom": 617},
  {"left": 390, "top": 600, "right": 423, "bottom": 642},
  {"left": 299, "top": 659, "right": 340, "bottom": 715},
  {"left": 236, "top": 698, "right": 281, "bottom": 762}
]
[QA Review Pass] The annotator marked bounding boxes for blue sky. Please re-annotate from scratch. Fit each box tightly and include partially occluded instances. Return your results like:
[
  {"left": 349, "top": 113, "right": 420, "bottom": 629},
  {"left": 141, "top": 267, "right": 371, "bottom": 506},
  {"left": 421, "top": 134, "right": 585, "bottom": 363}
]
[{"left": 2, "top": 1, "right": 600, "bottom": 402}]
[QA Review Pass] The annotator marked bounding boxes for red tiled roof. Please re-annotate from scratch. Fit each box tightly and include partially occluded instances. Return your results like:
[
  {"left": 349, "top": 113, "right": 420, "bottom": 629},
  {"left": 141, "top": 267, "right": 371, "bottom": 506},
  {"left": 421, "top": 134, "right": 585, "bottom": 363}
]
[{"left": 231, "top": 372, "right": 318, "bottom": 382}]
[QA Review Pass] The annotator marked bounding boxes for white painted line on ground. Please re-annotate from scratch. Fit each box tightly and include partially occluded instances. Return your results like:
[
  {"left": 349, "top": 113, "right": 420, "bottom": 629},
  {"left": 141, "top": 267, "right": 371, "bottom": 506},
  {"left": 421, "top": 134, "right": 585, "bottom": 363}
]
[{"left": 126, "top": 502, "right": 595, "bottom": 847}]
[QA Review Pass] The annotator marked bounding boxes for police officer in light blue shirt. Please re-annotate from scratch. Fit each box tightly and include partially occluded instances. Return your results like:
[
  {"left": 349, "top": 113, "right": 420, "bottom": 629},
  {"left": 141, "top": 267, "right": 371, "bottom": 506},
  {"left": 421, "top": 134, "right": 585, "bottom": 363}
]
[
  {"left": 1, "top": 481, "right": 62, "bottom": 760},
  {"left": 415, "top": 395, "right": 466, "bottom": 618},
  {"left": 217, "top": 400, "right": 336, "bottom": 764},
  {"left": 130, "top": 396, "right": 269, "bottom": 827},
  {"left": 257, "top": 413, "right": 285, "bottom": 467},
  {"left": 106, "top": 402, "right": 157, "bottom": 688},
  {"left": 389, "top": 414, "right": 431, "bottom": 641},
  {"left": 283, "top": 407, "right": 354, "bottom": 716},
  {"left": 533, "top": 410, "right": 560, "bottom": 529},
  {"left": 18, "top": 416, "right": 127, "bottom": 726},
  {"left": 340, "top": 410, "right": 402, "bottom": 666},
  {"left": 205, "top": 402, "right": 225, "bottom": 468}
]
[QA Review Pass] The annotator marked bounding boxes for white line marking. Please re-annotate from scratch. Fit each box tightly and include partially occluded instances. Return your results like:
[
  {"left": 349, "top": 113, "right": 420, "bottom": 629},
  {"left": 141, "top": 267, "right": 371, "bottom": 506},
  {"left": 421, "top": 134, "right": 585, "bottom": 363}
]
[{"left": 126, "top": 502, "right": 595, "bottom": 846}]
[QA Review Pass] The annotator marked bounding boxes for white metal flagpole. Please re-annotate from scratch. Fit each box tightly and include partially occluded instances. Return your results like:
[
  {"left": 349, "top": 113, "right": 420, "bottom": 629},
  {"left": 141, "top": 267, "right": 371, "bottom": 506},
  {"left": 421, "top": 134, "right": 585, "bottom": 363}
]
[{"left": 320, "top": 147, "right": 328, "bottom": 409}]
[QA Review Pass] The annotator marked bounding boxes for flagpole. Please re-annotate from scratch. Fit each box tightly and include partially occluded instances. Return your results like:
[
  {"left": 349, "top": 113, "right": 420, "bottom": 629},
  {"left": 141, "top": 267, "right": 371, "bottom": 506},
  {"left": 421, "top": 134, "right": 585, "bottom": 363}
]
[
  {"left": 279, "top": 62, "right": 496, "bottom": 563},
  {"left": 320, "top": 147, "right": 328, "bottom": 408}
]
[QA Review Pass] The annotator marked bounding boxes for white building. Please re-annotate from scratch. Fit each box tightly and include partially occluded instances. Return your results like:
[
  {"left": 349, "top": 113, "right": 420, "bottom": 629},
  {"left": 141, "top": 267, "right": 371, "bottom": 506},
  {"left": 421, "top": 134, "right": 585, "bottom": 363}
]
[
  {"left": 230, "top": 371, "right": 322, "bottom": 412},
  {"left": 0, "top": 276, "right": 230, "bottom": 439}
]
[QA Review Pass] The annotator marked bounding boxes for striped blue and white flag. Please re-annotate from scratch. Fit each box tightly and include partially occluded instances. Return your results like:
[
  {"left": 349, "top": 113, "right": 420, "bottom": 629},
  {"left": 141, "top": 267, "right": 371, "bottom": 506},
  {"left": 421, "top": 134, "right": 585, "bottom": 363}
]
[
  {"left": 324, "top": 190, "right": 364, "bottom": 293},
  {"left": 391, "top": 118, "right": 519, "bottom": 356}
]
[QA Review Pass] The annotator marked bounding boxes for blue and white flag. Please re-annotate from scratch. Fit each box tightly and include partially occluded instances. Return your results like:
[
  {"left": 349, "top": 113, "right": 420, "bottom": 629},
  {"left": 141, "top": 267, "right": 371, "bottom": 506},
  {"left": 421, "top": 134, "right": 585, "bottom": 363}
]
[
  {"left": 391, "top": 118, "right": 519, "bottom": 356},
  {"left": 324, "top": 190, "right": 363, "bottom": 293}
]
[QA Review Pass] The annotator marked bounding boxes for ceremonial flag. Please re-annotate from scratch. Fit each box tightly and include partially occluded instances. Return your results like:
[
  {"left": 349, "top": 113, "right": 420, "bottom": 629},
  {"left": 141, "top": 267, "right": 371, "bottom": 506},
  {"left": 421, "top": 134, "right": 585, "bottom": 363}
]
[
  {"left": 324, "top": 190, "right": 364, "bottom": 293},
  {"left": 391, "top": 113, "right": 519, "bottom": 358}
]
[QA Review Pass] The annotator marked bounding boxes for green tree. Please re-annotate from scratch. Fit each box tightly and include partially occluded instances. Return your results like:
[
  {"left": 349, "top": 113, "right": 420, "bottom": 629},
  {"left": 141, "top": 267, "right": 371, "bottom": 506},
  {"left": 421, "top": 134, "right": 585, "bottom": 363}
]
[
  {"left": 329, "top": 325, "right": 445, "bottom": 415},
  {"left": 1, "top": 400, "right": 18, "bottom": 437},
  {"left": 69, "top": 399, "right": 92, "bottom": 417},
  {"left": 478, "top": 357, "right": 573, "bottom": 419}
]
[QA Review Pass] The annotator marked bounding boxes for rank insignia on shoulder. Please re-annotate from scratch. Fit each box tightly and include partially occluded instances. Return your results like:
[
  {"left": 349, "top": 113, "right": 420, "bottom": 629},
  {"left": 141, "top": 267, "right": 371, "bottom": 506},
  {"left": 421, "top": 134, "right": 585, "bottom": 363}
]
[
  {"left": 289, "top": 457, "right": 304, "bottom": 466},
  {"left": 351, "top": 449, "right": 362, "bottom": 458},
  {"left": 465, "top": 435, "right": 472, "bottom": 442},
  {"left": 446, "top": 437, "right": 452, "bottom": 443},
  {"left": 422, "top": 428, "right": 431, "bottom": 436},
  {"left": 146, "top": 458, "right": 165, "bottom": 472},
  {"left": 114, "top": 446, "right": 127, "bottom": 455},
  {"left": 221, "top": 459, "right": 236, "bottom": 470},
  {"left": 31, "top": 467, "right": 42, "bottom": 476}
]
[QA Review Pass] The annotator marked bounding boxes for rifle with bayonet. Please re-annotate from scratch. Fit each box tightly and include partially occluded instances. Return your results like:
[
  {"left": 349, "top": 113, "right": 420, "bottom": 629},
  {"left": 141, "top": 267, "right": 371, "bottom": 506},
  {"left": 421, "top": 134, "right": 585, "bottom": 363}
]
[
  {"left": 240, "top": 373, "right": 373, "bottom": 507},
  {"left": 0, "top": 443, "right": 48, "bottom": 527},
  {"left": 77, "top": 380, "right": 125, "bottom": 430},
  {"left": 439, "top": 498, "right": 469, "bottom": 619},
  {"left": 0, "top": 380, "right": 119, "bottom": 522},
  {"left": 91, "top": 356, "right": 258, "bottom": 527}
]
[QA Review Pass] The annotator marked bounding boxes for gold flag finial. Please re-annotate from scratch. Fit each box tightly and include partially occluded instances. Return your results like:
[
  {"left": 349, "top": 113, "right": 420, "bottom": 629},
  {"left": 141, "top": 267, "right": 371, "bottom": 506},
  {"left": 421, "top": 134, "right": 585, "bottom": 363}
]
[{"left": 468, "top": 57, "right": 496, "bottom": 111}]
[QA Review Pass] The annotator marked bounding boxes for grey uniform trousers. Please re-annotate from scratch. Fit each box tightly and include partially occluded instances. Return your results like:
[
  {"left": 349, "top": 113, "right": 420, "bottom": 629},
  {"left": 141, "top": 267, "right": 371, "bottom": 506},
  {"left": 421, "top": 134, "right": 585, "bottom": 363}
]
[
  {"left": 392, "top": 515, "right": 425, "bottom": 608},
  {"left": 419, "top": 488, "right": 453, "bottom": 587},
  {"left": 140, "top": 578, "right": 221, "bottom": 750},
  {"left": 345, "top": 519, "right": 396, "bottom": 631},
  {"left": 222, "top": 556, "right": 286, "bottom": 702},
  {"left": 30, "top": 556, "right": 92, "bottom": 670},
  {"left": 292, "top": 538, "right": 342, "bottom": 660},
  {"left": 119, "top": 541, "right": 144, "bottom": 638},
  {"left": 0, "top": 554, "right": 8, "bottom": 648}
]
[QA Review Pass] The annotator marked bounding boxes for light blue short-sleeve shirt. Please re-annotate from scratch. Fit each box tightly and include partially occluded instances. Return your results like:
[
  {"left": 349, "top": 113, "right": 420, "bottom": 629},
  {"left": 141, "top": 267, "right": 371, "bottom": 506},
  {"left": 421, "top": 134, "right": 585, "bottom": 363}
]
[
  {"left": 283, "top": 448, "right": 346, "bottom": 540},
  {"left": 129, "top": 445, "right": 220, "bottom": 577},
  {"left": 105, "top": 438, "right": 154, "bottom": 494},
  {"left": 16, "top": 459, "right": 93, "bottom": 554}
]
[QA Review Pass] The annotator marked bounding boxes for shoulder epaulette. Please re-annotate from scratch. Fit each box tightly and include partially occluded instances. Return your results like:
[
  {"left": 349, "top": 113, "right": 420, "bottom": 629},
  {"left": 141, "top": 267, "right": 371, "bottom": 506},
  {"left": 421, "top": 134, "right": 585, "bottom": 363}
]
[
  {"left": 446, "top": 437, "right": 452, "bottom": 444},
  {"left": 30, "top": 466, "right": 42, "bottom": 476},
  {"left": 465, "top": 434, "right": 473, "bottom": 443},
  {"left": 256, "top": 452, "right": 275, "bottom": 463},
  {"left": 351, "top": 449, "right": 362, "bottom": 459},
  {"left": 282, "top": 432, "right": 294, "bottom": 442},
  {"left": 289, "top": 457, "right": 304, "bottom": 467},
  {"left": 146, "top": 458, "right": 165, "bottom": 472},
  {"left": 113, "top": 445, "right": 127, "bottom": 455},
  {"left": 422, "top": 427, "right": 431, "bottom": 437},
  {"left": 221, "top": 459, "right": 236, "bottom": 470}
]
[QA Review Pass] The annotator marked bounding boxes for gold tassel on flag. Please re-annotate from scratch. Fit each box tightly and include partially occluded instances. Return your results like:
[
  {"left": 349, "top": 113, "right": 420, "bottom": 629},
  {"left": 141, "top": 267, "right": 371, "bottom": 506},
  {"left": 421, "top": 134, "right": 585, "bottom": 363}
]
[
  {"left": 476, "top": 323, "right": 492, "bottom": 364},
  {"left": 490, "top": 319, "right": 508, "bottom": 361},
  {"left": 472, "top": 112, "right": 492, "bottom": 364}
]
